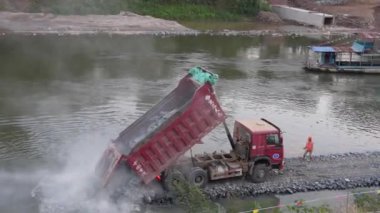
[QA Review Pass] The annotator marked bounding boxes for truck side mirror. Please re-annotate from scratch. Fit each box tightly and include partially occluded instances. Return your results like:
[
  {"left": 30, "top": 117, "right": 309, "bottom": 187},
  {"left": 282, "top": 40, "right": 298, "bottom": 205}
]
[{"left": 278, "top": 136, "right": 283, "bottom": 146}]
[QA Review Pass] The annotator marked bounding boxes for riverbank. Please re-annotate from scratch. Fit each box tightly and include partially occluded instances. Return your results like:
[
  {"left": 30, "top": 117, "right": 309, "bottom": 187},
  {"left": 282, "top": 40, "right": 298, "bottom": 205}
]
[
  {"left": 0, "top": 11, "right": 372, "bottom": 36},
  {"left": 147, "top": 152, "right": 380, "bottom": 204},
  {"left": 1, "top": 1, "right": 379, "bottom": 36},
  {"left": 289, "top": 0, "right": 380, "bottom": 29},
  {"left": 0, "top": 11, "right": 194, "bottom": 35},
  {"left": 0, "top": 0, "right": 272, "bottom": 21}
]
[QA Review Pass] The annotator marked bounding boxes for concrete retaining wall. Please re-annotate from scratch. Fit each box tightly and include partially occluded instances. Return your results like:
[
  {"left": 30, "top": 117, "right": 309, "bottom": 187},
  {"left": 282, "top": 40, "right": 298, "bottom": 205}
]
[{"left": 272, "top": 5, "right": 334, "bottom": 28}]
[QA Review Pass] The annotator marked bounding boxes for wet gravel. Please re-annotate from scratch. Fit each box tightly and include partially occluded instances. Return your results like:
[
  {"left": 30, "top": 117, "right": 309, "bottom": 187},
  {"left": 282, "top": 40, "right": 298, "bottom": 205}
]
[{"left": 146, "top": 152, "right": 380, "bottom": 204}]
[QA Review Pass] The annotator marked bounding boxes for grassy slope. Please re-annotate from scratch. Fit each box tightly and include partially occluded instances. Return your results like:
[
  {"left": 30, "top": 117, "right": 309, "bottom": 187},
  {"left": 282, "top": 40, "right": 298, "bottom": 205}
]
[
  {"left": 128, "top": 2, "right": 241, "bottom": 21},
  {"left": 0, "top": 0, "right": 270, "bottom": 21}
]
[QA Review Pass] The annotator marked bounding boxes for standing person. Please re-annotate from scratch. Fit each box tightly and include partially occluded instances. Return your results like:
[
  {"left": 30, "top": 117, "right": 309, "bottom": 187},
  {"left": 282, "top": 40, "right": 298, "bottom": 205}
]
[{"left": 303, "top": 136, "right": 314, "bottom": 161}]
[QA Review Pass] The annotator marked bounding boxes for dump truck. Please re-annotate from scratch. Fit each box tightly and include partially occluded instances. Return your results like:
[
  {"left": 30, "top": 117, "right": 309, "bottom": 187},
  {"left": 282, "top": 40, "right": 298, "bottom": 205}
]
[{"left": 96, "top": 67, "right": 284, "bottom": 191}]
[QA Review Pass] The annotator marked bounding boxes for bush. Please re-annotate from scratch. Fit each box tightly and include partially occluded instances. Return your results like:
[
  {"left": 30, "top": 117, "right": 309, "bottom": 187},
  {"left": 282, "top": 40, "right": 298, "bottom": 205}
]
[
  {"left": 135, "top": 0, "right": 271, "bottom": 16},
  {"left": 287, "top": 200, "right": 333, "bottom": 213},
  {"left": 173, "top": 179, "right": 218, "bottom": 213},
  {"left": 354, "top": 193, "right": 380, "bottom": 212},
  {"left": 129, "top": 2, "right": 239, "bottom": 20},
  {"left": 28, "top": 0, "right": 270, "bottom": 19}
]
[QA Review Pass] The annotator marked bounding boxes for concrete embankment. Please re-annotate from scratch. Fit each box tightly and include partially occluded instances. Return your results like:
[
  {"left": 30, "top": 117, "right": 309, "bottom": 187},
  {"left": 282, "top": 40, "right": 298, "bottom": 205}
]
[
  {"left": 147, "top": 152, "right": 380, "bottom": 204},
  {"left": 271, "top": 5, "right": 334, "bottom": 28}
]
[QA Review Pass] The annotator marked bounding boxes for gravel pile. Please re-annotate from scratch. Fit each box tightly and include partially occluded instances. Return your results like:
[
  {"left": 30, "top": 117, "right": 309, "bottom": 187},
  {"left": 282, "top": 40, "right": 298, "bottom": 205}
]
[{"left": 335, "top": 14, "right": 371, "bottom": 28}]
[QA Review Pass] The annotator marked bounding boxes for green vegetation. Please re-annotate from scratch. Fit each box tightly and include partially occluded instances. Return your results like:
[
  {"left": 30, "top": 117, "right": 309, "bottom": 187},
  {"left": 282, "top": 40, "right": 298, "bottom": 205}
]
[
  {"left": 29, "top": 0, "right": 128, "bottom": 15},
  {"left": 172, "top": 179, "right": 218, "bottom": 213},
  {"left": 171, "top": 178, "right": 336, "bottom": 213},
  {"left": 170, "top": 181, "right": 380, "bottom": 213},
  {"left": 129, "top": 0, "right": 271, "bottom": 21},
  {"left": 25, "top": 0, "right": 270, "bottom": 21},
  {"left": 128, "top": 2, "right": 240, "bottom": 21},
  {"left": 226, "top": 200, "right": 263, "bottom": 213},
  {"left": 287, "top": 203, "right": 332, "bottom": 213},
  {"left": 353, "top": 193, "right": 380, "bottom": 212}
]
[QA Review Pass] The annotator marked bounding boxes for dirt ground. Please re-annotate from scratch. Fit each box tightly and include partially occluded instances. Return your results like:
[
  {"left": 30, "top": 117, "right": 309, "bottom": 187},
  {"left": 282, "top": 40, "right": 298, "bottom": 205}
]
[
  {"left": 0, "top": 11, "right": 194, "bottom": 35},
  {"left": 290, "top": 0, "right": 380, "bottom": 30}
]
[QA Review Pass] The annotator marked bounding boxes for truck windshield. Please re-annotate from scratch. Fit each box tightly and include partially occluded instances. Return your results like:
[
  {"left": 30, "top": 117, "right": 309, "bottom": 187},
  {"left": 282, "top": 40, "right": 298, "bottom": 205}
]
[{"left": 266, "top": 134, "right": 280, "bottom": 145}]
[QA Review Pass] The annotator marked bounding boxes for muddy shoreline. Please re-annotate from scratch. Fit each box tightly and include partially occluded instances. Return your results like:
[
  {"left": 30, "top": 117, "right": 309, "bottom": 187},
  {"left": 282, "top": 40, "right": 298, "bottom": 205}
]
[
  {"left": 0, "top": 11, "right": 376, "bottom": 37},
  {"left": 146, "top": 152, "right": 380, "bottom": 204}
]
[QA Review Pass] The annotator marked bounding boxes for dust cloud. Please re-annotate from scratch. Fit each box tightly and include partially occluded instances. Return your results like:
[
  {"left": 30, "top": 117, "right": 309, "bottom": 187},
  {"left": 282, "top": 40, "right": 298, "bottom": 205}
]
[{"left": 30, "top": 132, "right": 147, "bottom": 213}]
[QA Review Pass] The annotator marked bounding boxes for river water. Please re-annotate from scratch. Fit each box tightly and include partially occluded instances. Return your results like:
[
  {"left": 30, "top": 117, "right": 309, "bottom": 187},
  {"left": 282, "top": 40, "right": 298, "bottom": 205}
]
[{"left": 0, "top": 34, "right": 379, "bottom": 212}]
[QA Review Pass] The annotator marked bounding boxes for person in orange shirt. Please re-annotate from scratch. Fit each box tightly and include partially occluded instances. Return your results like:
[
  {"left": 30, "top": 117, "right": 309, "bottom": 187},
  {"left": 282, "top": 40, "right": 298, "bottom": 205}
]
[{"left": 303, "top": 136, "right": 314, "bottom": 161}]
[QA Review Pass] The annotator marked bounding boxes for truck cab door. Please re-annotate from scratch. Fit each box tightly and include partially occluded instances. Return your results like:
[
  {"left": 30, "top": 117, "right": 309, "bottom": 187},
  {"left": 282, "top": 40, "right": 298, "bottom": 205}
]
[
  {"left": 264, "top": 133, "right": 283, "bottom": 165},
  {"left": 250, "top": 134, "right": 265, "bottom": 158}
]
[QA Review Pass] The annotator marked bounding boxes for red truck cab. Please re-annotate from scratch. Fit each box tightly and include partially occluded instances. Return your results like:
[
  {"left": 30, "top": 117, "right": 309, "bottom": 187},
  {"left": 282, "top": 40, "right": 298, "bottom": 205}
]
[
  {"left": 233, "top": 119, "right": 284, "bottom": 170},
  {"left": 186, "top": 118, "right": 284, "bottom": 186}
]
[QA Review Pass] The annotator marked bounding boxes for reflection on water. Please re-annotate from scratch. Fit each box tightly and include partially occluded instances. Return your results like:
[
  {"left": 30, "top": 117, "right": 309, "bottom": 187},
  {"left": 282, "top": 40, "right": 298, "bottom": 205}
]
[{"left": 0, "top": 34, "right": 379, "bottom": 212}]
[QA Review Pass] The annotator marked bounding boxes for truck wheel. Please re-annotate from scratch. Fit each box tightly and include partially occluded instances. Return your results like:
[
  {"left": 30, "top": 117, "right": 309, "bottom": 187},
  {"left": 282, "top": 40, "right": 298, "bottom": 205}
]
[
  {"left": 250, "top": 164, "right": 268, "bottom": 183},
  {"left": 163, "top": 170, "right": 185, "bottom": 192},
  {"left": 187, "top": 167, "right": 208, "bottom": 188}
]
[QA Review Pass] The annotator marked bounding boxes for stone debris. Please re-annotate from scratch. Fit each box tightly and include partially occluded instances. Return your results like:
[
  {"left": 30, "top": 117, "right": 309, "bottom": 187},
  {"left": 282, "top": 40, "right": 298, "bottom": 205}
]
[
  {"left": 256, "top": 11, "right": 284, "bottom": 24},
  {"left": 145, "top": 152, "right": 380, "bottom": 204}
]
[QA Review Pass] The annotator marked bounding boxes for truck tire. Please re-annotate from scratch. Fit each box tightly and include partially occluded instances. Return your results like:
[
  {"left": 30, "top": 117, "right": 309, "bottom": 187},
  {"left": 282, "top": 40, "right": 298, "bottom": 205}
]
[
  {"left": 163, "top": 170, "right": 185, "bottom": 192},
  {"left": 187, "top": 167, "right": 208, "bottom": 188},
  {"left": 250, "top": 164, "right": 268, "bottom": 183}
]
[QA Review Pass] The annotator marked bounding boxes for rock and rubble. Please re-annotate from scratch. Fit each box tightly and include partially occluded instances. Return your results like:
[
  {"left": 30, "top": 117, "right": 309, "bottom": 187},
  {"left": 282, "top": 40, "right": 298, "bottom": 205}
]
[
  {"left": 146, "top": 152, "right": 380, "bottom": 204},
  {"left": 288, "top": 0, "right": 379, "bottom": 29},
  {"left": 256, "top": 11, "right": 284, "bottom": 24}
]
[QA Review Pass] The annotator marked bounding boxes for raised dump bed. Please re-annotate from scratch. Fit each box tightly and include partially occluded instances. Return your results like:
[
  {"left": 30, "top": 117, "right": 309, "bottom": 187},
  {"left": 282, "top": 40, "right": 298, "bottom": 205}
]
[{"left": 96, "top": 67, "right": 226, "bottom": 186}]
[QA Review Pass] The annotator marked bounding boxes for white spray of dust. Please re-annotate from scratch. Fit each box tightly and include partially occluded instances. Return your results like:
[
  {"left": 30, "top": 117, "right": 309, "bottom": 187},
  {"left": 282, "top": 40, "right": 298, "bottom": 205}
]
[{"left": 31, "top": 131, "right": 147, "bottom": 213}]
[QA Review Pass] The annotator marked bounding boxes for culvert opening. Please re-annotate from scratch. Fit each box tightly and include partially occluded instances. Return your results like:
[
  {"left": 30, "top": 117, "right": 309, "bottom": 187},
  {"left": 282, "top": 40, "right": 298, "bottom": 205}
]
[{"left": 324, "top": 17, "right": 333, "bottom": 26}]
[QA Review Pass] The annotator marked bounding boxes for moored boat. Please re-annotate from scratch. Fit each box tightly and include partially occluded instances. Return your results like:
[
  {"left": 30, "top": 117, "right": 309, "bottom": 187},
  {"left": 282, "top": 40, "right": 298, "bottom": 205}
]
[{"left": 304, "top": 33, "right": 380, "bottom": 74}]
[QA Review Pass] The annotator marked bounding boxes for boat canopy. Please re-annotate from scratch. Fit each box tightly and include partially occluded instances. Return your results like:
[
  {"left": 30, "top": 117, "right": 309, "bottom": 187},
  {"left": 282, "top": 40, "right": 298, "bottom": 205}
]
[
  {"left": 311, "top": 36, "right": 376, "bottom": 54},
  {"left": 311, "top": 46, "right": 335, "bottom": 52},
  {"left": 351, "top": 40, "right": 374, "bottom": 53}
]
